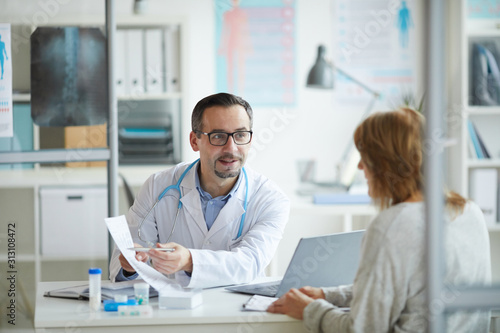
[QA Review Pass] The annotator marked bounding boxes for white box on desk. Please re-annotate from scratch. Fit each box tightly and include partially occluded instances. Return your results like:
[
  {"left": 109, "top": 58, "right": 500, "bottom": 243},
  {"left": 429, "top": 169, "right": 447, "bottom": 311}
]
[
  {"left": 469, "top": 168, "right": 498, "bottom": 226},
  {"left": 159, "top": 289, "right": 203, "bottom": 309},
  {"left": 40, "top": 186, "right": 108, "bottom": 257}
]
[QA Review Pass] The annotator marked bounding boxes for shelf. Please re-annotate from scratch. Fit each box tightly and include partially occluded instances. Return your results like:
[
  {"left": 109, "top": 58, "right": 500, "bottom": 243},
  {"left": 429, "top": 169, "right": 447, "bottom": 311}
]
[
  {"left": 467, "top": 159, "right": 500, "bottom": 168},
  {"left": 0, "top": 254, "right": 35, "bottom": 262},
  {"left": 117, "top": 92, "right": 182, "bottom": 101},
  {"left": 14, "top": 93, "right": 182, "bottom": 103},
  {"left": 466, "top": 29, "right": 500, "bottom": 37},
  {"left": 13, "top": 93, "right": 31, "bottom": 102},
  {"left": 488, "top": 225, "right": 500, "bottom": 232},
  {"left": 0, "top": 165, "right": 171, "bottom": 188},
  {"left": 40, "top": 255, "right": 108, "bottom": 262},
  {"left": 291, "top": 195, "right": 377, "bottom": 216},
  {"left": 466, "top": 106, "right": 500, "bottom": 115},
  {"left": 12, "top": 92, "right": 182, "bottom": 103},
  {"left": 466, "top": 19, "right": 500, "bottom": 33}
]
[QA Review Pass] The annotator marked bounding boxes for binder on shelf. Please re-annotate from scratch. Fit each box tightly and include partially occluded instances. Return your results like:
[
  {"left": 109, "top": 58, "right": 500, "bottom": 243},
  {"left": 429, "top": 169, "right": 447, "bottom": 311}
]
[
  {"left": 164, "top": 24, "right": 181, "bottom": 92},
  {"left": 144, "top": 28, "right": 164, "bottom": 95},
  {"left": 472, "top": 122, "right": 491, "bottom": 158},
  {"left": 469, "top": 168, "right": 498, "bottom": 226},
  {"left": 115, "top": 29, "right": 128, "bottom": 96},
  {"left": 467, "top": 119, "right": 484, "bottom": 159},
  {"left": 471, "top": 42, "right": 500, "bottom": 106},
  {"left": 467, "top": 131, "right": 478, "bottom": 160},
  {"left": 126, "top": 29, "right": 145, "bottom": 95}
]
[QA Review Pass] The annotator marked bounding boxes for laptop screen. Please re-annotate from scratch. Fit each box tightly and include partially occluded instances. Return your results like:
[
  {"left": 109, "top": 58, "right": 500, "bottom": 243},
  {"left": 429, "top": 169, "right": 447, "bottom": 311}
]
[{"left": 277, "top": 230, "right": 365, "bottom": 297}]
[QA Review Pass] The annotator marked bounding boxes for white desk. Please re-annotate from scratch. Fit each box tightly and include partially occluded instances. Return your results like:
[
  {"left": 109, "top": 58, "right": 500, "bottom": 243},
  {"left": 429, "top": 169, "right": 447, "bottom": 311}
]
[
  {"left": 35, "top": 281, "right": 305, "bottom": 333},
  {"left": 290, "top": 195, "right": 376, "bottom": 232}
]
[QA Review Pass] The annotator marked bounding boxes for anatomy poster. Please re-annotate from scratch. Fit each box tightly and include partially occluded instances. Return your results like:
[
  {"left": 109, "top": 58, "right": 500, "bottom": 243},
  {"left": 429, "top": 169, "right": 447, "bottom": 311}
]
[
  {"left": 215, "top": 0, "right": 296, "bottom": 106},
  {"left": 467, "top": 0, "right": 500, "bottom": 18},
  {"left": 0, "top": 24, "right": 12, "bottom": 137},
  {"left": 332, "top": 0, "right": 420, "bottom": 109}
]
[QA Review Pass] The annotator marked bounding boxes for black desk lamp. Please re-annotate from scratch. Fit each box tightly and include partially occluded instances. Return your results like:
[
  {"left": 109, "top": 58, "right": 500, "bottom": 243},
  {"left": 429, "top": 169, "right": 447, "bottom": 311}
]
[{"left": 306, "top": 45, "right": 380, "bottom": 189}]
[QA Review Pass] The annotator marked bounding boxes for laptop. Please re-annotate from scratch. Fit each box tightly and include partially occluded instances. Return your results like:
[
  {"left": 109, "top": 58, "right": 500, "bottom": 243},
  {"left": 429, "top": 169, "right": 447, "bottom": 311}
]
[{"left": 226, "top": 230, "right": 365, "bottom": 298}]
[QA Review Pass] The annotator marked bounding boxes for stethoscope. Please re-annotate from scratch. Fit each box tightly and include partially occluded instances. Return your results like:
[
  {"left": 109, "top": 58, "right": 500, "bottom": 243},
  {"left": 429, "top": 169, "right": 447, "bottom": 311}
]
[{"left": 138, "top": 159, "right": 249, "bottom": 247}]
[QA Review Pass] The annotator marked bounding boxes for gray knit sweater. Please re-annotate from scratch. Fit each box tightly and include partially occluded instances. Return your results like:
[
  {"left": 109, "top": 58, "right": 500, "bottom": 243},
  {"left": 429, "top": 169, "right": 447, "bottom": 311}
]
[{"left": 303, "top": 201, "right": 491, "bottom": 332}]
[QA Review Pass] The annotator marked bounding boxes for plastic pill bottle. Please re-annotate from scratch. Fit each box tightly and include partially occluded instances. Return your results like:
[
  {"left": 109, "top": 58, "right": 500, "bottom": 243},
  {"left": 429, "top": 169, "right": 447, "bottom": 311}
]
[
  {"left": 134, "top": 282, "right": 150, "bottom": 305},
  {"left": 88, "top": 267, "right": 102, "bottom": 311}
]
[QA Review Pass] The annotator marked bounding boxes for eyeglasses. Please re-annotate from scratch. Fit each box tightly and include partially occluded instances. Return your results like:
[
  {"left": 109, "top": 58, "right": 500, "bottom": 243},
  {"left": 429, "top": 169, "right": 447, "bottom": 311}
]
[{"left": 195, "top": 130, "right": 253, "bottom": 146}]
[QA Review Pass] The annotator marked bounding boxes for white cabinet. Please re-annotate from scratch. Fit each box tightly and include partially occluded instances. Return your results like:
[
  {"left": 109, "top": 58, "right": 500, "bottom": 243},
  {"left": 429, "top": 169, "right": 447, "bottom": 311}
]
[
  {"left": 40, "top": 186, "right": 108, "bottom": 258},
  {"left": 448, "top": 0, "right": 500, "bottom": 282}
]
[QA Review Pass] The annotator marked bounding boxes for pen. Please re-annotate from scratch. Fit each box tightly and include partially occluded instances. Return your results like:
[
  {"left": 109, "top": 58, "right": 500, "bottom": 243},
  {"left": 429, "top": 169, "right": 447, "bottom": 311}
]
[{"left": 128, "top": 247, "right": 176, "bottom": 252}]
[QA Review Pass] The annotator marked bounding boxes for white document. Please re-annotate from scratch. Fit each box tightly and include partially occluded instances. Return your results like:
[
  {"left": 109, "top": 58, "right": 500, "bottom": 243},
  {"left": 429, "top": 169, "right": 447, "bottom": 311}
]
[
  {"left": 105, "top": 215, "right": 178, "bottom": 291},
  {"left": 0, "top": 24, "right": 13, "bottom": 137},
  {"left": 242, "top": 295, "right": 277, "bottom": 311},
  {"left": 470, "top": 168, "right": 498, "bottom": 226},
  {"left": 144, "top": 28, "right": 164, "bottom": 94}
]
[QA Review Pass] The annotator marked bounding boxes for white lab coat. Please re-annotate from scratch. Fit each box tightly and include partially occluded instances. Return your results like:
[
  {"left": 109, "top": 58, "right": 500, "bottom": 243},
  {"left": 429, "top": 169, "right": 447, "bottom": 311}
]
[{"left": 109, "top": 161, "right": 290, "bottom": 289}]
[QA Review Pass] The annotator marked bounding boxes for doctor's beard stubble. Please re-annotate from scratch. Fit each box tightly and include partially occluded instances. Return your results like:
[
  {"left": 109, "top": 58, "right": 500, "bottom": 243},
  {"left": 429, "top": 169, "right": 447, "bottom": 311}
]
[{"left": 214, "top": 153, "right": 244, "bottom": 179}]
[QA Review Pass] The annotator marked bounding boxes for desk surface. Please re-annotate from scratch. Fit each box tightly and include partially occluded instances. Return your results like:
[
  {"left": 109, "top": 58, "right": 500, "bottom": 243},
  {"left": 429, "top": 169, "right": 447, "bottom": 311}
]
[{"left": 35, "top": 281, "right": 305, "bottom": 333}]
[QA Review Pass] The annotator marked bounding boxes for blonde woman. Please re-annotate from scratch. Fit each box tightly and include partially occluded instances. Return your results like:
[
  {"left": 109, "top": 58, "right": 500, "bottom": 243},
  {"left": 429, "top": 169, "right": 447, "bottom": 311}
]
[{"left": 268, "top": 108, "right": 491, "bottom": 332}]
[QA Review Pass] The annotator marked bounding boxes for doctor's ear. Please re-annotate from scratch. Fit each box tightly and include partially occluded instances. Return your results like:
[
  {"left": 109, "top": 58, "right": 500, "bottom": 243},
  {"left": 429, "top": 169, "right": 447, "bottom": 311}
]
[{"left": 189, "top": 131, "right": 200, "bottom": 152}]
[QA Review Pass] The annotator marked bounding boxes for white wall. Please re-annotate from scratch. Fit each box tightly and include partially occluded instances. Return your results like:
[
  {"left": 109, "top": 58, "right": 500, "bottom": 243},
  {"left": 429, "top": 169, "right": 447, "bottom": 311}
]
[
  {"left": 162, "top": 0, "right": 364, "bottom": 195},
  {"left": 143, "top": 0, "right": 352, "bottom": 195},
  {"left": 1, "top": 0, "right": 369, "bottom": 197}
]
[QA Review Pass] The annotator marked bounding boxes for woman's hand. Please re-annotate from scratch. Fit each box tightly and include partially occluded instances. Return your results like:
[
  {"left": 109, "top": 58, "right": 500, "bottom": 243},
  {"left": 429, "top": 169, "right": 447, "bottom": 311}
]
[
  {"left": 299, "top": 286, "right": 325, "bottom": 300},
  {"left": 267, "top": 288, "right": 315, "bottom": 320}
]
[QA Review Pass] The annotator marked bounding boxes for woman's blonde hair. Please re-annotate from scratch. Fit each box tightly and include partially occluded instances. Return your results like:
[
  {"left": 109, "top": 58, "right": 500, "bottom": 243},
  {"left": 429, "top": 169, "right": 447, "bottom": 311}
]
[{"left": 353, "top": 107, "right": 466, "bottom": 214}]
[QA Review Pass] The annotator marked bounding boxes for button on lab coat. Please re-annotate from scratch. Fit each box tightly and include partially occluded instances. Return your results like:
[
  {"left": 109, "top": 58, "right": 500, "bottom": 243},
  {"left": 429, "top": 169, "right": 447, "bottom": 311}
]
[{"left": 109, "top": 161, "right": 290, "bottom": 289}]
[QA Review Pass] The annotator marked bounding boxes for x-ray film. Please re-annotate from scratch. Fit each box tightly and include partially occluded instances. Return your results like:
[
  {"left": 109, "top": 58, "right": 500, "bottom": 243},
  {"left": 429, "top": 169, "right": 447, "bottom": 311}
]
[{"left": 31, "top": 27, "right": 108, "bottom": 127}]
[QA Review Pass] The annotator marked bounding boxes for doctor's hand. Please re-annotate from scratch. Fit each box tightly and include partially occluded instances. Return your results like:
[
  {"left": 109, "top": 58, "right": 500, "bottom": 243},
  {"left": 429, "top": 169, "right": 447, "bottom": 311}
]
[
  {"left": 118, "top": 243, "right": 149, "bottom": 274},
  {"left": 148, "top": 242, "right": 193, "bottom": 274},
  {"left": 267, "top": 288, "right": 315, "bottom": 320}
]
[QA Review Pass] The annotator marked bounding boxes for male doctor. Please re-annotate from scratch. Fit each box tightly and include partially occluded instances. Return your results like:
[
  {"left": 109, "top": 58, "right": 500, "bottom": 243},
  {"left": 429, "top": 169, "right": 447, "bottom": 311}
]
[{"left": 110, "top": 93, "right": 290, "bottom": 289}]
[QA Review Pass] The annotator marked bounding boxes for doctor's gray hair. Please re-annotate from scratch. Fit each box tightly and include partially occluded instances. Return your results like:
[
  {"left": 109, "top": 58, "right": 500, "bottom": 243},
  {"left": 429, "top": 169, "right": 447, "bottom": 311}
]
[{"left": 191, "top": 93, "right": 253, "bottom": 132}]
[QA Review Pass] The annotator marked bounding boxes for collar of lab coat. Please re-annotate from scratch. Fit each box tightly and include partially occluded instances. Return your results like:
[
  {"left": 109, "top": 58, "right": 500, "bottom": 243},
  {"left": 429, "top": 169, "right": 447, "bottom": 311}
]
[{"left": 179, "top": 160, "right": 248, "bottom": 237}]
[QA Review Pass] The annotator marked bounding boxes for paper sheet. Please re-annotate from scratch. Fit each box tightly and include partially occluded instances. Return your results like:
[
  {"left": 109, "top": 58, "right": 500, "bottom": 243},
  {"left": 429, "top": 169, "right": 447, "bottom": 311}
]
[
  {"left": 241, "top": 295, "right": 350, "bottom": 313},
  {"left": 242, "top": 295, "right": 278, "bottom": 312},
  {"left": 105, "top": 215, "right": 179, "bottom": 292}
]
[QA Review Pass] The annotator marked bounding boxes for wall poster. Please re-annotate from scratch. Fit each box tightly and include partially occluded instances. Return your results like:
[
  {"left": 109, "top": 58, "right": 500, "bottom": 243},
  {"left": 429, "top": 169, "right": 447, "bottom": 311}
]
[
  {"left": 467, "top": 0, "right": 500, "bottom": 19},
  {"left": 0, "top": 23, "right": 13, "bottom": 137},
  {"left": 332, "top": 0, "right": 420, "bottom": 110},
  {"left": 215, "top": 0, "right": 296, "bottom": 106}
]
